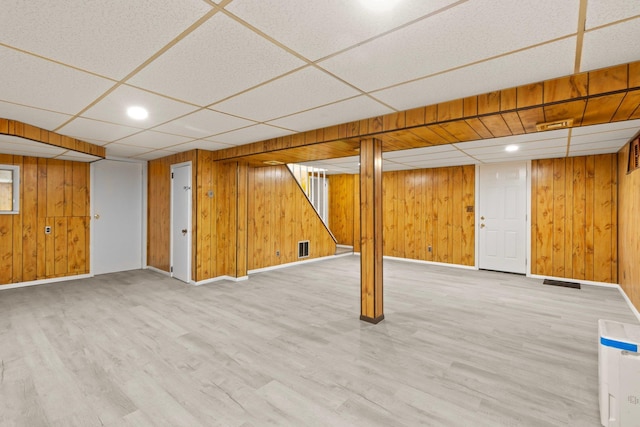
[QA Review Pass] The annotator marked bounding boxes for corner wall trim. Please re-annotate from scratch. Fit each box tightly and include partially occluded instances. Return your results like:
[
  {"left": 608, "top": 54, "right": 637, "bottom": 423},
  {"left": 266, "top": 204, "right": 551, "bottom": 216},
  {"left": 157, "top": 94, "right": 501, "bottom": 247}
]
[{"left": 0, "top": 274, "right": 93, "bottom": 291}]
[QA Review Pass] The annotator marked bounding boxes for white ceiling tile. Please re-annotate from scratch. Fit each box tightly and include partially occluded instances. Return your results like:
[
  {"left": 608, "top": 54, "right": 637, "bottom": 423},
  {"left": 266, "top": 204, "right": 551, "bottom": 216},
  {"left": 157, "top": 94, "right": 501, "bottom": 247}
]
[
  {"left": 133, "top": 150, "right": 178, "bottom": 161},
  {"left": 0, "top": 47, "right": 114, "bottom": 115},
  {"left": 571, "top": 131, "right": 637, "bottom": 146},
  {"left": 569, "top": 139, "right": 628, "bottom": 153},
  {"left": 396, "top": 150, "right": 474, "bottom": 163},
  {"left": 0, "top": 135, "right": 66, "bottom": 157},
  {"left": 383, "top": 144, "right": 457, "bottom": 159},
  {"left": 170, "top": 140, "right": 234, "bottom": 152},
  {"left": 213, "top": 67, "right": 360, "bottom": 122},
  {"left": 373, "top": 37, "right": 575, "bottom": 110},
  {"left": 115, "top": 131, "right": 192, "bottom": 150},
  {"left": 0, "top": 101, "right": 72, "bottom": 131},
  {"left": 82, "top": 85, "right": 198, "bottom": 128},
  {"left": 581, "top": 18, "right": 640, "bottom": 72},
  {"left": 226, "top": 0, "right": 460, "bottom": 60},
  {"left": 267, "top": 96, "right": 393, "bottom": 132},
  {"left": 105, "top": 143, "right": 152, "bottom": 159},
  {"left": 585, "top": 1, "right": 640, "bottom": 29},
  {"left": 211, "top": 124, "right": 295, "bottom": 145},
  {"left": 58, "top": 118, "right": 141, "bottom": 143},
  {"left": 568, "top": 148, "right": 620, "bottom": 157},
  {"left": 55, "top": 152, "right": 102, "bottom": 162},
  {"left": 0, "top": 0, "right": 212, "bottom": 79},
  {"left": 154, "top": 109, "right": 255, "bottom": 138},
  {"left": 571, "top": 120, "right": 640, "bottom": 136},
  {"left": 129, "top": 13, "right": 305, "bottom": 106},
  {"left": 454, "top": 131, "right": 570, "bottom": 151},
  {"left": 461, "top": 137, "right": 569, "bottom": 155},
  {"left": 319, "top": 0, "right": 579, "bottom": 91},
  {"left": 383, "top": 161, "right": 417, "bottom": 171}
]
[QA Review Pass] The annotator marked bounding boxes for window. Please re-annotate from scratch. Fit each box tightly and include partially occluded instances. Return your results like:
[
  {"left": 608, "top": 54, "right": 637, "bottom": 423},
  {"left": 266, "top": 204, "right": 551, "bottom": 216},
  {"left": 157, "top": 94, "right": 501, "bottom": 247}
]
[{"left": 0, "top": 165, "right": 19, "bottom": 214}]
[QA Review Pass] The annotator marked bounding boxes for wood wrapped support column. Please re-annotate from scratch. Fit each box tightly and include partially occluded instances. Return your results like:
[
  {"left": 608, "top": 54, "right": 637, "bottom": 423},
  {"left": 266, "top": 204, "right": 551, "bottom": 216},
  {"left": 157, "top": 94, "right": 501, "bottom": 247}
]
[
  {"left": 236, "top": 162, "right": 249, "bottom": 278},
  {"left": 359, "top": 138, "right": 384, "bottom": 324}
]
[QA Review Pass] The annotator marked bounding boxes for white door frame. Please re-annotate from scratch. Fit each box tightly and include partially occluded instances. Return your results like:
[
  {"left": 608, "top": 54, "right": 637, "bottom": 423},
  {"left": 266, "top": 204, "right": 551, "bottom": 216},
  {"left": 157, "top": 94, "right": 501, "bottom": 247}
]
[
  {"left": 90, "top": 157, "right": 147, "bottom": 275},
  {"left": 170, "top": 161, "right": 192, "bottom": 283},
  {"left": 474, "top": 161, "right": 531, "bottom": 274}
]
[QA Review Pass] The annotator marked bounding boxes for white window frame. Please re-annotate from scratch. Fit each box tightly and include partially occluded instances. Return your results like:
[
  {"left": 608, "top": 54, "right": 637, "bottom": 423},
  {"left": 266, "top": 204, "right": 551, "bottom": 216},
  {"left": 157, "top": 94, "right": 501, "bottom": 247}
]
[{"left": 0, "top": 164, "right": 20, "bottom": 214}]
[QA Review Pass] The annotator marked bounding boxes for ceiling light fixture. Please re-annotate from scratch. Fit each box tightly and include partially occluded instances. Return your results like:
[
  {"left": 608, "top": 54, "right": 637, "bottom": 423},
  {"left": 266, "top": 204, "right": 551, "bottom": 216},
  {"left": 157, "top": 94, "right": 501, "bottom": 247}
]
[
  {"left": 360, "top": 0, "right": 401, "bottom": 12},
  {"left": 263, "top": 160, "right": 284, "bottom": 166},
  {"left": 127, "top": 106, "right": 148, "bottom": 120},
  {"left": 505, "top": 145, "right": 519, "bottom": 152}
]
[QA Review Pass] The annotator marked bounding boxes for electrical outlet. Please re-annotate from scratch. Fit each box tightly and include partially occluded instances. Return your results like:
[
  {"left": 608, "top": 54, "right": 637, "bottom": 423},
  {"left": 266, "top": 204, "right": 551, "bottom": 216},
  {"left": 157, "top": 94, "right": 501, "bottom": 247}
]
[
  {"left": 45, "top": 226, "right": 52, "bottom": 234},
  {"left": 276, "top": 250, "right": 280, "bottom": 257},
  {"left": 428, "top": 245, "right": 432, "bottom": 252}
]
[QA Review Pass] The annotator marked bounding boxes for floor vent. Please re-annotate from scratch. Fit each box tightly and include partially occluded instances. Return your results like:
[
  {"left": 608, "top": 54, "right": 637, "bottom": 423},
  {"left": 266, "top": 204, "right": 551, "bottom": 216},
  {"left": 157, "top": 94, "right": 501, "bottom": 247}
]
[
  {"left": 298, "top": 240, "right": 309, "bottom": 258},
  {"left": 543, "top": 279, "right": 581, "bottom": 289}
]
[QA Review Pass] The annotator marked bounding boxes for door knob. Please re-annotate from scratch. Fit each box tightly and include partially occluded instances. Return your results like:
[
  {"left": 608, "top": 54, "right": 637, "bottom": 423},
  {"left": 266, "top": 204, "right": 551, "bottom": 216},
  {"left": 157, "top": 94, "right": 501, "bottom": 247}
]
[
  {"left": 480, "top": 223, "right": 485, "bottom": 228},
  {"left": 480, "top": 216, "right": 485, "bottom": 220},
  {"left": 94, "top": 214, "right": 100, "bottom": 219},
  {"left": 181, "top": 229, "right": 187, "bottom": 235}
]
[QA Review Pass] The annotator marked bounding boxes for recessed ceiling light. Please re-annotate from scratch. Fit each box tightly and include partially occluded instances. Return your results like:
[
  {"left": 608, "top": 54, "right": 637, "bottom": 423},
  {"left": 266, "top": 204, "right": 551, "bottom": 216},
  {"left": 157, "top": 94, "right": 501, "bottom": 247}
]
[
  {"left": 360, "top": 0, "right": 401, "bottom": 12},
  {"left": 505, "top": 145, "right": 519, "bottom": 152},
  {"left": 127, "top": 106, "right": 148, "bottom": 120}
]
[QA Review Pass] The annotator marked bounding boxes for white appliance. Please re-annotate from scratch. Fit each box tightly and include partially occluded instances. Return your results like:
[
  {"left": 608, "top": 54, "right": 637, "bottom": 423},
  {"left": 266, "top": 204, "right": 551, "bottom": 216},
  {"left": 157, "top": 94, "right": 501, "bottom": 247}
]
[{"left": 599, "top": 319, "right": 640, "bottom": 427}]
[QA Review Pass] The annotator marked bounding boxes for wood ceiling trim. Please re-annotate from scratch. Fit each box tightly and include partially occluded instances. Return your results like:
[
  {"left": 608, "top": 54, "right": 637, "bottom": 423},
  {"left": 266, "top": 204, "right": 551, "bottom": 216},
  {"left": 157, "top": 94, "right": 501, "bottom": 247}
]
[
  {"left": 0, "top": 118, "right": 106, "bottom": 158},
  {"left": 211, "top": 60, "right": 640, "bottom": 164}
]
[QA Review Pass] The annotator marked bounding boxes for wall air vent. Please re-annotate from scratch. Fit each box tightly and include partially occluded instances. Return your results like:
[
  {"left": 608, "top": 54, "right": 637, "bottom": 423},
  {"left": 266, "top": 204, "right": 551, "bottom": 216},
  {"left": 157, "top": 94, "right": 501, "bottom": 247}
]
[
  {"left": 628, "top": 136, "right": 640, "bottom": 174},
  {"left": 536, "top": 119, "right": 573, "bottom": 132},
  {"left": 298, "top": 240, "right": 309, "bottom": 258}
]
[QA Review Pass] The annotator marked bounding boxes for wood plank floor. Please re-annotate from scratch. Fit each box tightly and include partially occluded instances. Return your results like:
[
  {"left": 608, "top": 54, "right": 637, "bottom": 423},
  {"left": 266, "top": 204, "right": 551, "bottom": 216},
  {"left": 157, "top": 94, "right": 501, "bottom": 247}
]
[{"left": 0, "top": 255, "right": 637, "bottom": 426}]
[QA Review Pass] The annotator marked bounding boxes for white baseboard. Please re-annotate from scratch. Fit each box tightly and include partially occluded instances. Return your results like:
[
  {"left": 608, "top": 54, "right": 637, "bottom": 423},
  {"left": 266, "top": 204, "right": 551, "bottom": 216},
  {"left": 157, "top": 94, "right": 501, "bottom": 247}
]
[
  {"left": 383, "top": 255, "right": 478, "bottom": 271},
  {"left": 145, "top": 266, "right": 171, "bottom": 277},
  {"left": 529, "top": 273, "right": 640, "bottom": 323},
  {"left": 248, "top": 254, "right": 339, "bottom": 275},
  {"left": 0, "top": 274, "right": 93, "bottom": 291},
  {"left": 193, "top": 275, "right": 248, "bottom": 286},
  {"left": 337, "top": 244, "right": 354, "bottom": 249}
]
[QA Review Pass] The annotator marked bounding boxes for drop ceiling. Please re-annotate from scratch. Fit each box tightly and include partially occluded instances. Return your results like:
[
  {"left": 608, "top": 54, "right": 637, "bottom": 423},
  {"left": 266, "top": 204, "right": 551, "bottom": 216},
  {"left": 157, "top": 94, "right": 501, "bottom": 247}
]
[{"left": 0, "top": 0, "right": 639, "bottom": 169}]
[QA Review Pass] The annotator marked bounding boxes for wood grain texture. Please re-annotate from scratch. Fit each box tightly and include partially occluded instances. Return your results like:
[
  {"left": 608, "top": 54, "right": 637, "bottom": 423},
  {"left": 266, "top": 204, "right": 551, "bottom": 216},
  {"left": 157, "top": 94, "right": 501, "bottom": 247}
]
[
  {"left": 0, "top": 156, "right": 90, "bottom": 285},
  {"left": 360, "top": 139, "right": 384, "bottom": 322},
  {"left": 0, "top": 118, "right": 105, "bottom": 158},
  {"left": 247, "top": 165, "right": 336, "bottom": 270},
  {"left": 0, "top": 257, "right": 636, "bottom": 426},
  {"left": 531, "top": 155, "right": 617, "bottom": 283},
  {"left": 618, "top": 142, "right": 640, "bottom": 311},
  {"left": 327, "top": 174, "right": 355, "bottom": 246},
  {"left": 147, "top": 151, "right": 197, "bottom": 274},
  {"left": 327, "top": 166, "right": 475, "bottom": 267},
  {"left": 210, "top": 61, "right": 640, "bottom": 167}
]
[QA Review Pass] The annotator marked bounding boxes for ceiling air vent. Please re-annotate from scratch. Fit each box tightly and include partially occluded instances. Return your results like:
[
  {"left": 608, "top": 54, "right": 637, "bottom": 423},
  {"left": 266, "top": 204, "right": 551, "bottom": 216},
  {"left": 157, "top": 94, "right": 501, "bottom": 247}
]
[{"left": 536, "top": 119, "right": 573, "bottom": 132}]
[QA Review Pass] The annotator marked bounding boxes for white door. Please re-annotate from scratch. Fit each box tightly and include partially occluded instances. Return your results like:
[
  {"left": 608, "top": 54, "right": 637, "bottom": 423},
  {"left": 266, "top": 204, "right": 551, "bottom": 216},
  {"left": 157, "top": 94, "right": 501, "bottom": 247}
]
[
  {"left": 171, "top": 163, "right": 191, "bottom": 283},
  {"left": 92, "top": 160, "right": 143, "bottom": 275},
  {"left": 478, "top": 162, "right": 527, "bottom": 274}
]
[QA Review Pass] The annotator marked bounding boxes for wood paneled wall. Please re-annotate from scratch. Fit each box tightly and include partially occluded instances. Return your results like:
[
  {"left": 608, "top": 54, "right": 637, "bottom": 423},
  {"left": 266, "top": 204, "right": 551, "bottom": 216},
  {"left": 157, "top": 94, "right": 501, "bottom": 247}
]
[
  {"left": 147, "top": 150, "right": 197, "bottom": 274},
  {"left": 327, "top": 166, "right": 476, "bottom": 266},
  {"left": 382, "top": 166, "right": 475, "bottom": 265},
  {"left": 0, "top": 154, "right": 90, "bottom": 285},
  {"left": 195, "top": 152, "right": 239, "bottom": 280},
  {"left": 327, "top": 174, "right": 356, "bottom": 246},
  {"left": 247, "top": 165, "right": 336, "bottom": 270},
  {"left": 531, "top": 155, "right": 617, "bottom": 283},
  {"left": 618, "top": 143, "right": 640, "bottom": 310}
]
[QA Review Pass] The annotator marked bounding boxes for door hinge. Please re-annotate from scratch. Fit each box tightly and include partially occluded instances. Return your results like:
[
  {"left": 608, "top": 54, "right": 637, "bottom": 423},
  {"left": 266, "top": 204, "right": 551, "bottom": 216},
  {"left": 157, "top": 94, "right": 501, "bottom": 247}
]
[
  {"left": 171, "top": 172, "right": 174, "bottom": 179},
  {"left": 170, "top": 266, "right": 173, "bottom": 273}
]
